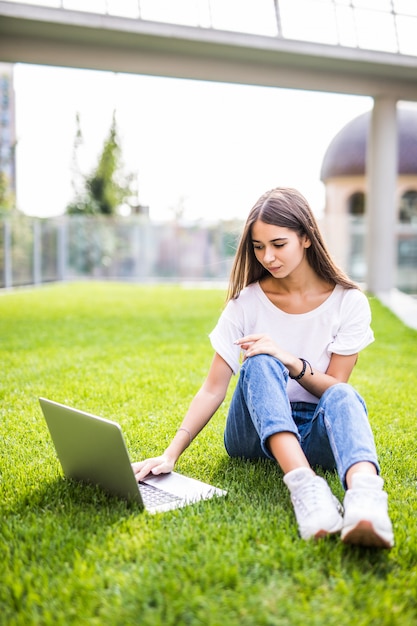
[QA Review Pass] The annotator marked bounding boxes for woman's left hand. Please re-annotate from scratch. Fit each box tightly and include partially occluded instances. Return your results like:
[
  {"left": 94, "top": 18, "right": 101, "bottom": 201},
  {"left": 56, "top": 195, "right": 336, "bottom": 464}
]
[
  {"left": 234, "top": 334, "right": 304, "bottom": 380},
  {"left": 234, "top": 334, "right": 285, "bottom": 361}
]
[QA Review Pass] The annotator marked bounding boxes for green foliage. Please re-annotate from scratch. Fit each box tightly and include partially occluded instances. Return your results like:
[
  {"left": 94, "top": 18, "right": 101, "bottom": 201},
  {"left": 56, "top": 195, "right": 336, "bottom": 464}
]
[
  {"left": 0, "top": 283, "right": 416, "bottom": 625},
  {"left": 67, "top": 113, "right": 134, "bottom": 216},
  {"left": 0, "top": 170, "right": 16, "bottom": 215}
]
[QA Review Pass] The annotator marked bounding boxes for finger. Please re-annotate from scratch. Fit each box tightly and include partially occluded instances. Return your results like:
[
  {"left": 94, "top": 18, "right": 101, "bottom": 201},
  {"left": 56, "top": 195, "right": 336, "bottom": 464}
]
[
  {"left": 137, "top": 464, "right": 165, "bottom": 481},
  {"left": 234, "top": 334, "right": 263, "bottom": 345},
  {"left": 133, "top": 460, "right": 157, "bottom": 480},
  {"left": 132, "top": 461, "right": 147, "bottom": 474},
  {"left": 236, "top": 340, "right": 258, "bottom": 351},
  {"left": 136, "top": 464, "right": 155, "bottom": 481}
]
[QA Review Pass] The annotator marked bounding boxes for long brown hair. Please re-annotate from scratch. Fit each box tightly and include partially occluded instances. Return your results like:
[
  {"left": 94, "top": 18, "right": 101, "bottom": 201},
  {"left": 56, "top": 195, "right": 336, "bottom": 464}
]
[{"left": 227, "top": 187, "right": 358, "bottom": 301}]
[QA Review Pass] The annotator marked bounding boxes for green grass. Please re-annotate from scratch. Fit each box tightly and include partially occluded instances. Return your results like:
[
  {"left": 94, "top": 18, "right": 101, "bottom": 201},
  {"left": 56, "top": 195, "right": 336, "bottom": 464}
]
[{"left": 1, "top": 282, "right": 416, "bottom": 626}]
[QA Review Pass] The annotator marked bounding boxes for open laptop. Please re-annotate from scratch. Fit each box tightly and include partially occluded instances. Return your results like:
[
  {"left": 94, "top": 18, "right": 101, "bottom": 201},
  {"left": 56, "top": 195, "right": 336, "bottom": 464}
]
[{"left": 39, "top": 397, "right": 226, "bottom": 513}]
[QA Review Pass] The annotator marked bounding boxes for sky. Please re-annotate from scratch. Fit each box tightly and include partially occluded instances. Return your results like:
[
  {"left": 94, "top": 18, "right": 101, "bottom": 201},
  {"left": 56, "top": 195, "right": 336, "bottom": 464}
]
[
  {"left": 13, "top": 63, "right": 377, "bottom": 222},
  {"left": 5, "top": 0, "right": 417, "bottom": 220},
  {"left": 10, "top": 0, "right": 417, "bottom": 223}
]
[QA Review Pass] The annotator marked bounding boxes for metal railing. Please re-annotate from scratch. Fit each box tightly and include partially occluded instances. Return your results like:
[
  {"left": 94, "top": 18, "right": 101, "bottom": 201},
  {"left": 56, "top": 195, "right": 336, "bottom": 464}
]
[{"left": 3, "top": 0, "right": 417, "bottom": 56}]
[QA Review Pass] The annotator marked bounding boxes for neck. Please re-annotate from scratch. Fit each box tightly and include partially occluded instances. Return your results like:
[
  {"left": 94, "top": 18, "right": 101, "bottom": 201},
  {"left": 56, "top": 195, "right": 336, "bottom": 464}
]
[{"left": 264, "top": 266, "right": 325, "bottom": 295}]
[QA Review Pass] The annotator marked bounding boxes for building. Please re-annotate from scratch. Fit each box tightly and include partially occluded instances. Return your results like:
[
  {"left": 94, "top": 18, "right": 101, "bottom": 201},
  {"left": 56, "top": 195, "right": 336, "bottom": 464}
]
[
  {"left": 320, "top": 106, "right": 417, "bottom": 294},
  {"left": 0, "top": 63, "right": 16, "bottom": 210}
]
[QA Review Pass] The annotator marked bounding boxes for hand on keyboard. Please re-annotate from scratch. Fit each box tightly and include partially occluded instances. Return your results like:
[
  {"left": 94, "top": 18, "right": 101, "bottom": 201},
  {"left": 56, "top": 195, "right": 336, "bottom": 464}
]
[{"left": 132, "top": 453, "right": 175, "bottom": 482}]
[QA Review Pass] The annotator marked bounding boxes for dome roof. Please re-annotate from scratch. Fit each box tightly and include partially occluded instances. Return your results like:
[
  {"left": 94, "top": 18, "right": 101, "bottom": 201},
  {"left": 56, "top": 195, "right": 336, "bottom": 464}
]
[{"left": 320, "top": 108, "right": 417, "bottom": 180}]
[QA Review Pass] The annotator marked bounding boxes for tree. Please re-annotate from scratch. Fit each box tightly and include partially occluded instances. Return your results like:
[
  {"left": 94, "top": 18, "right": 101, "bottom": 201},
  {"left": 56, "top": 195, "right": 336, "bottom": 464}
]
[
  {"left": 0, "top": 171, "right": 15, "bottom": 216},
  {"left": 67, "top": 112, "right": 135, "bottom": 216},
  {"left": 0, "top": 136, "right": 16, "bottom": 215}
]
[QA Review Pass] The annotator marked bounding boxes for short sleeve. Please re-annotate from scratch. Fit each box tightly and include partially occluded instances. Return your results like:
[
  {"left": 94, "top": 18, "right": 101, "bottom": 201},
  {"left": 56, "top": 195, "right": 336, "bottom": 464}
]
[
  {"left": 329, "top": 289, "right": 374, "bottom": 355},
  {"left": 209, "top": 300, "right": 243, "bottom": 374}
]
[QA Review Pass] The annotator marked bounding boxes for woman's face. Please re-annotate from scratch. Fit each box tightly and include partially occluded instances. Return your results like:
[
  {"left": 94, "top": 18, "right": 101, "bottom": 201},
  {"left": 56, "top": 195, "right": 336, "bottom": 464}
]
[{"left": 251, "top": 220, "right": 311, "bottom": 279}]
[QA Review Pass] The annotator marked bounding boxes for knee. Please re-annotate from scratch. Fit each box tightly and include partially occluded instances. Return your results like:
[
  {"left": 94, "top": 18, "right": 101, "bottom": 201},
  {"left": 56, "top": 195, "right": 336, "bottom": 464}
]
[
  {"left": 324, "top": 382, "right": 351, "bottom": 398},
  {"left": 241, "top": 353, "right": 271, "bottom": 369},
  {"left": 323, "top": 382, "right": 366, "bottom": 411},
  {"left": 241, "top": 353, "right": 287, "bottom": 377}
]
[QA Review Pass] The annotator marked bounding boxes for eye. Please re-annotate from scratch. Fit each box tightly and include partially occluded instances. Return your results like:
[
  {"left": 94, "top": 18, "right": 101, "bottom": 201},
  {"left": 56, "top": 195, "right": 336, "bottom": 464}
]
[
  {"left": 252, "top": 244, "right": 263, "bottom": 250},
  {"left": 274, "top": 243, "right": 285, "bottom": 248}
]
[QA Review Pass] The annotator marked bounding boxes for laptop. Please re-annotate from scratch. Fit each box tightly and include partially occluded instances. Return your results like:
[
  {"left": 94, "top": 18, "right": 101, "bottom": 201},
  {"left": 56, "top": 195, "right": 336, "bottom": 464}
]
[{"left": 39, "top": 397, "right": 226, "bottom": 513}]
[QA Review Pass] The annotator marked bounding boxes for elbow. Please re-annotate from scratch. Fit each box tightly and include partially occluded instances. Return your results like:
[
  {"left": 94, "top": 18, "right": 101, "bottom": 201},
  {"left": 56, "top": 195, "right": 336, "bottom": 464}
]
[{"left": 202, "top": 384, "right": 228, "bottom": 408}]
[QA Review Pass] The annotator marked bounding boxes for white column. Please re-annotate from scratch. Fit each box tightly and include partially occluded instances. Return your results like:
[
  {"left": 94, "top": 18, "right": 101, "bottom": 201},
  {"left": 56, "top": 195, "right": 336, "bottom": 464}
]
[
  {"left": 57, "top": 216, "right": 68, "bottom": 281},
  {"left": 366, "top": 97, "right": 398, "bottom": 294},
  {"left": 33, "top": 219, "right": 42, "bottom": 285}
]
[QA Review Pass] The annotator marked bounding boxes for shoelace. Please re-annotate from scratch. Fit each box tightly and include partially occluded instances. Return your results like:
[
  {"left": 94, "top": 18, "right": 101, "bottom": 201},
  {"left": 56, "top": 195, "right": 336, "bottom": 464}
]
[{"left": 292, "top": 477, "right": 342, "bottom": 515}]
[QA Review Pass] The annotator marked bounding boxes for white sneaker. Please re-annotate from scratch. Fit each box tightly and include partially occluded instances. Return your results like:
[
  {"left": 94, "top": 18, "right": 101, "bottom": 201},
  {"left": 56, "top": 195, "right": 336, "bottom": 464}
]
[
  {"left": 341, "top": 474, "right": 394, "bottom": 549},
  {"left": 284, "top": 468, "right": 344, "bottom": 540}
]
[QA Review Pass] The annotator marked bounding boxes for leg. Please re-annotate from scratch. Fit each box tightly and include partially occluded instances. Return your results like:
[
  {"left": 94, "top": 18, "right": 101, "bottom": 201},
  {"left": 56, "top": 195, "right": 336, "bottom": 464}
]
[
  {"left": 301, "top": 383, "right": 393, "bottom": 548},
  {"left": 224, "top": 355, "right": 343, "bottom": 540},
  {"left": 301, "top": 383, "right": 380, "bottom": 489},
  {"left": 224, "top": 354, "right": 299, "bottom": 459},
  {"left": 268, "top": 432, "right": 311, "bottom": 473},
  {"left": 345, "top": 462, "right": 377, "bottom": 487}
]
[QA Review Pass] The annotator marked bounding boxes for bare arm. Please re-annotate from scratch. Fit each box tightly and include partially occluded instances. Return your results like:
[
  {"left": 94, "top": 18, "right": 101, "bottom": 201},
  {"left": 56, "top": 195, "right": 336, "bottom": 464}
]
[
  {"left": 133, "top": 353, "right": 233, "bottom": 481},
  {"left": 294, "top": 352, "right": 358, "bottom": 396},
  {"left": 235, "top": 334, "right": 357, "bottom": 398}
]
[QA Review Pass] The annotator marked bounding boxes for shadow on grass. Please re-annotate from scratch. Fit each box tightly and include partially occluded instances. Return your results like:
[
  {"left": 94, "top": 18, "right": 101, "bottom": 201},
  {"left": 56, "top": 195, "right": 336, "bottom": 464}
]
[
  {"left": 10, "top": 476, "right": 141, "bottom": 523},
  {"left": 7, "top": 457, "right": 395, "bottom": 581}
]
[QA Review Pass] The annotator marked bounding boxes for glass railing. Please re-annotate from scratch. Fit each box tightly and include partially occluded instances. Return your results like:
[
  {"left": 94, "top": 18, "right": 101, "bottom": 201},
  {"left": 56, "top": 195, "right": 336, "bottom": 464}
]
[
  {"left": 2, "top": 214, "right": 417, "bottom": 293},
  {"left": 0, "top": 215, "right": 241, "bottom": 287},
  {"left": 3, "top": 0, "right": 417, "bottom": 56}
]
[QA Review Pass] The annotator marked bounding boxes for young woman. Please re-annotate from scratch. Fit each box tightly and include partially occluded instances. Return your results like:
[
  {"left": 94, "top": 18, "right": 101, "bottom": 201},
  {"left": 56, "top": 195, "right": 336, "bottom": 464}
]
[{"left": 133, "top": 187, "right": 394, "bottom": 549}]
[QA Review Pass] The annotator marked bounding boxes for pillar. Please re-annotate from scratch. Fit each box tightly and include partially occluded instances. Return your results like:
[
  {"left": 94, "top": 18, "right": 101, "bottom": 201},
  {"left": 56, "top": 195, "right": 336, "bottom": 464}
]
[
  {"left": 366, "top": 97, "right": 398, "bottom": 294},
  {"left": 33, "top": 219, "right": 41, "bottom": 285}
]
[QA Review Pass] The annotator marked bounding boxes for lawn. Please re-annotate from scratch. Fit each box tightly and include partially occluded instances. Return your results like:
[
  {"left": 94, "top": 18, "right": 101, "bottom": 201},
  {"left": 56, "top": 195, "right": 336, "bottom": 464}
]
[{"left": 1, "top": 282, "right": 416, "bottom": 626}]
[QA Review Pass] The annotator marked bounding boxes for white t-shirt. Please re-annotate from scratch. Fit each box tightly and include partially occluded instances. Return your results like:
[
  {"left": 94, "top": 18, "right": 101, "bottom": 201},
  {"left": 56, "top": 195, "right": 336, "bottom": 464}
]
[{"left": 209, "top": 282, "right": 374, "bottom": 403}]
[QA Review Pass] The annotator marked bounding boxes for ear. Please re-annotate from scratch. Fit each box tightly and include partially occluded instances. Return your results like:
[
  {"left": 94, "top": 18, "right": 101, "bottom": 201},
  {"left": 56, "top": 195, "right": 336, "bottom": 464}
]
[{"left": 303, "top": 236, "right": 312, "bottom": 249}]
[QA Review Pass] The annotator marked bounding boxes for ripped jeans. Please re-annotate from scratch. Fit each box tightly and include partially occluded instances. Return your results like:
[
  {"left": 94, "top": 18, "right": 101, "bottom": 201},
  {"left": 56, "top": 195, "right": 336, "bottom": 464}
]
[{"left": 224, "top": 354, "right": 379, "bottom": 489}]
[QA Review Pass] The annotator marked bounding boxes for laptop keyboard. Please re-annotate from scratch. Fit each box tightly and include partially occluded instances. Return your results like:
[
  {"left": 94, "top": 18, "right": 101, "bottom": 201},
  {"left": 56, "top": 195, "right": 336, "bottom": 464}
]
[{"left": 139, "top": 481, "right": 182, "bottom": 507}]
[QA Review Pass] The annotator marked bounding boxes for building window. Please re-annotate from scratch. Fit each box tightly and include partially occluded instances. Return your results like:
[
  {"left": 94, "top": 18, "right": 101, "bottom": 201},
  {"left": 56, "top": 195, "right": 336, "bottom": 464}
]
[
  {"left": 399, "top": 190, "right": 417, "bottom": 223},
  {"left": 348, "top": 192, "right": 365, "bottom": 216}
]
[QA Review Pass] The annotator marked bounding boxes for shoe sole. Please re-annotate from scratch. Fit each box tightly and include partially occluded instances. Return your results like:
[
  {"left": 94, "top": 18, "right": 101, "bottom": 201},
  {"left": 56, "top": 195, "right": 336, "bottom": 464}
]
[
  {"left": 342, "top": 520, "right": 393, "bottom": 549},
  {"left": 312, "top": 522, "right": 343, "bottom": 540},
  {"left": 314, "top": 529, "right": 339, "bottom": 540}
]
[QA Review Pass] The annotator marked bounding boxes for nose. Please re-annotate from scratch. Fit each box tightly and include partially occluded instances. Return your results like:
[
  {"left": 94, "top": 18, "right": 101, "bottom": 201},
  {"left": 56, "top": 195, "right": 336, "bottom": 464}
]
[{"left": 263, "top": 246, "right": 276, "bottom": 263}]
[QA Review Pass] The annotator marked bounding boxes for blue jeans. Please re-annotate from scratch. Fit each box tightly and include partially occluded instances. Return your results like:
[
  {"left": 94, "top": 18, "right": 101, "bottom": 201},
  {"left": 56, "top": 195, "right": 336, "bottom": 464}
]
[{"left": 224, "top": 354, "right": 379, "bottom": 489}]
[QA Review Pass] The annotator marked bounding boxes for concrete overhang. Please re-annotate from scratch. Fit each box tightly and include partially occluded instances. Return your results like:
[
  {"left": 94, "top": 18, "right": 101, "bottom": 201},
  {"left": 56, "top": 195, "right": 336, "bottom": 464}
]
[{"left": 1, "top": 1, "right": 417, "bottom": 99}]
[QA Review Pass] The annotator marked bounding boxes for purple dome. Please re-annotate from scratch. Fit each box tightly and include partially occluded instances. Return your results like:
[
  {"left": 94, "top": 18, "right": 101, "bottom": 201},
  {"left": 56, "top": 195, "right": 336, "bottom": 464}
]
[{"left": 320, "top": 108, "right": 417, "bottom": 180}]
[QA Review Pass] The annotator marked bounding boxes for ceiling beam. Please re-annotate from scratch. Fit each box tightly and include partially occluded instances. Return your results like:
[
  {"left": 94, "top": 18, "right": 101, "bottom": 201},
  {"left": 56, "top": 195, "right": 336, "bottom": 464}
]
[{"left": 1, "top": 1, "right": 417, "bottom": 99}]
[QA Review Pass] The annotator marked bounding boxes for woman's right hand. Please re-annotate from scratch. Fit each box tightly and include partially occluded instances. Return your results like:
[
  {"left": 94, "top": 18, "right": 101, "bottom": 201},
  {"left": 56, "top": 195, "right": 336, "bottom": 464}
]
[{"left": 132, "top": 453, "right": 175, "bottom": 482}]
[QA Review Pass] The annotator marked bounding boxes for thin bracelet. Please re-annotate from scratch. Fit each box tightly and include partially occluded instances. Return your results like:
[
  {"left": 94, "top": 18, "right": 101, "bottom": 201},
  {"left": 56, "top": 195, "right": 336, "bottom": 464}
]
[
  {"left": 289, "top": 358, "right": 314, "bottom": 380},
  {"left": 177, "top": 427, "right": 192, "bottom": 446}
]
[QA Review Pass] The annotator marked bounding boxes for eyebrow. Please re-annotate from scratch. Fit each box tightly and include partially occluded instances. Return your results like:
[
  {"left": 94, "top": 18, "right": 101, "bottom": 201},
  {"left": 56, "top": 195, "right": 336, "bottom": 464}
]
[{"left": 251, "top": 237, "right": 289, "bottom": 243}]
